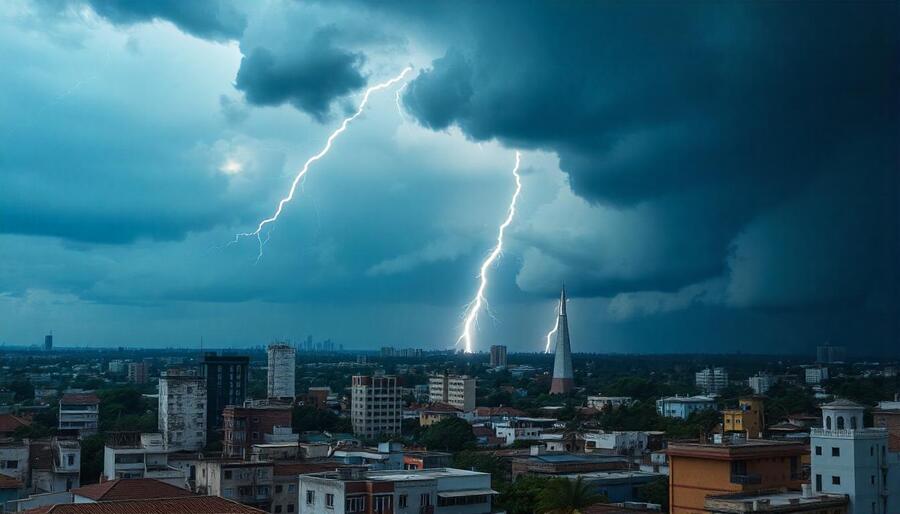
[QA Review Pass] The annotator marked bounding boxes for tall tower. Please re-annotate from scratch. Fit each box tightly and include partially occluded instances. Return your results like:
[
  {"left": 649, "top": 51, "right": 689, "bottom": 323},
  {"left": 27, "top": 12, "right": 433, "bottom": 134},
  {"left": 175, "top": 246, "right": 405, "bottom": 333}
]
[
  {"left": 550, "top": 286, "right": 574, "bottom": 394},
  {"left": 267, "top": 343, "right": 296, "bottom": 399}
]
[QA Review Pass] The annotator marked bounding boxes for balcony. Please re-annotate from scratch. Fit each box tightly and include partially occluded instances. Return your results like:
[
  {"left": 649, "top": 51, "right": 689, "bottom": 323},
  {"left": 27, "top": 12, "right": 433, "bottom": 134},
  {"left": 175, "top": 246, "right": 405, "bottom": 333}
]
[{"left": 730, "top": 474, "right": 762, "bottom": 485}]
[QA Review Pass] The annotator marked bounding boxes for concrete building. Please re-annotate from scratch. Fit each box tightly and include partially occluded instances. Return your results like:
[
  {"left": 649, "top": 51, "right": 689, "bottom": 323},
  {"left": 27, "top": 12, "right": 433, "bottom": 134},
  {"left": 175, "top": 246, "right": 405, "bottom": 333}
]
[
  {"left": 302, "top": 386, "right": 331, "bottom": 410},
  {"left": 810, "top": 399, "right": 900, "bottom": 514},
  {"left": 44, "top": 334, "right": 53, "bottom": 352},
  {"left": 489, "top": 345, "right": 507, "bottom": 368},
  {"left": 705, "top": 488, "right": 848, "bottom": 513},
  {"left": 667, "top": 439, "right": 807, "bottom": 514},
  {"left": 58, "top": 393, "right": 99, "bottom": 439},
  {"left": 656, "top": 395, "right": 717, "bottom": 419},
  {"left": 512, "top": 449, "right": 629, "bottom": 479},
  {"left": 222, "top": 399, "right": 293, "bottom": 458},
  {"left": 351, "top": 375, "right": 401, "bottom": 439},
  {"left": 817, "top": 345, "right": 846, "bottom": 364},
  {"left": 190, "top": 458, "right": 274, "bottom": 511},
  {"left": 747, "top": 374, "right": 774, "bottom": 395},
  {"left": 0, "top": 439, "right": 29, "bottom": 483},
  {"left": 582, "top": 431, "right": 649, "bottom": 455},
  {"left": 428, "top": 375, "right": 476, "bottom": 412},
  {"left": 266, "top": 344, "right": 296, "bottom": 400},
  {"left": 102, "top": 433, "right": 184, "bottom": 485},
  {"left": 564, "top": 470, "right": 665, "bottom": 504},
  {"left": 30, "top": 438, "right": 81, "bottom": 493},
  {"left": 158, "top": 369, "right": 207, "bottom": 451},
  {"left": 107, "top": 360, "right": 127, "bottom": 375},
  {"left": 873, "top": 405, "right": 900, "bottom": 451},
  {"left": 494, "top": 417, "right": 557, "bottom": 446},
  {"left": 550, "top": 287, "right": 574, "bottom": 395},
  {"left": 298, "top": 467, "right": 496, "bottom": 514},
  {"left": 696, "top": 367, "right": 729, "bottom": 394},
  {"left": 127, "top": 362, "right": 147, "bottom": 385},
  {"left": 201, "top": 353, "right": 249, "bottom": 441},
  {"left": 587, "top": 396, "right": 634, "bottom": 411},
  {"left": 419, "top": 403, "right": 462, "bottom": 427},
  {"left": 805, "top": 367, "right": 829, "bottom": 385},
  {"left": 723, "top": 397, "right": 766, "bottom": 439}
]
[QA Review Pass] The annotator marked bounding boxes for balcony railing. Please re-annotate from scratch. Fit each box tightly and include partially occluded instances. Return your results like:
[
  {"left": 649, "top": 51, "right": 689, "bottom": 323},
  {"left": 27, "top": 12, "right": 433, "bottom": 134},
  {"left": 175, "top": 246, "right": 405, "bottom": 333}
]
[{"left": 730, "top": 474, "right": 762, "bottom": 485}]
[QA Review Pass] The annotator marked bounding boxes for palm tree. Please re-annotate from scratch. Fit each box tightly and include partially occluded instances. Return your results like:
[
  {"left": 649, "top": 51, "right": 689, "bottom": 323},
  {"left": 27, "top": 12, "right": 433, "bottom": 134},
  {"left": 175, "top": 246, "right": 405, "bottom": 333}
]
[{"left": 536, "top": 476, "right": 605, "bottom": 514}]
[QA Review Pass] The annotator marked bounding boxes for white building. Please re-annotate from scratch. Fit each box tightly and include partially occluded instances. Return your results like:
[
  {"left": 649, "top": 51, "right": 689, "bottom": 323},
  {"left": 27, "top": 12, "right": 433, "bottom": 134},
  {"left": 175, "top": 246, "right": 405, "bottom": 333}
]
[
  {"left": 0, "top": 439, "right": 29, "bottom": 482},
  {"left": 810, "top": 399, "right": 900, "bottom": 513},
  {"left": 695, "top": 367, "right": 728, "bottom": 394},
  {"left": 582, "top": 431, "right": 648, "bottom": 454},
  {"left": 494, "top": 418, "right": 557, "bottom": 446},
  {"left": 586, "top": 396, "right": 633, "bottom": 410},
  {"left": 351, "top": 375, "right": 401, "bottom": 439},
  {"left": 102, "top": 433, "right": 185, "bottom": 486},
  {"left": 31, "top": 438, "right": 81, "bottom": 493},
  {"left": 267, "top": 343, "right": 296, "bottom": 399},
  {"left": 58, "top": 393, "right": 99, "bottom": 439},
  {"left": 656, "top": 395, "right": 717, "bottom": 419},
  {"left": 298, "top": 467, "right": 495, "bottom": 514},
  {"left": 158, "top": 369, "right": 207, "bottom": 451},
  {"left": 806, "top": 367, "right": 830, "bottom": 385},
  {"left": 428, "top": 375, "right": 476, "bottom": 412},
  {"left": 747, "top": 373, "right": 774, "bottom": 395}
]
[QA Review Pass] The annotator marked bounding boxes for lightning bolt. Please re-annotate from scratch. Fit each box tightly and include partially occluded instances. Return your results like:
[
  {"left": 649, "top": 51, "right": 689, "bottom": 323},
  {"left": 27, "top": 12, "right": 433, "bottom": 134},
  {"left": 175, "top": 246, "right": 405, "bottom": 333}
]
[
  {"left": 544, "top": 300, "right": 561, "bottom": 353},
  {"left": 456, "top": 151, "right": 522, "bottom": 353},
  {"left": 230, "top": 67, "right": 413, "bottom": 262}
]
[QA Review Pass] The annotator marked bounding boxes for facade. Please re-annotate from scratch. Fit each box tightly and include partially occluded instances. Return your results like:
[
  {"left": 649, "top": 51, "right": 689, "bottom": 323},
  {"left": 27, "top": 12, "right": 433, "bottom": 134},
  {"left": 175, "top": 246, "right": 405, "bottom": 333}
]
[
  {"left": 667, "top": 439, "right": 807, "bottom": 514},
  {"left": 158, "top": 369, "right": 207, "bottom": 451},
  {"left": 102, "top": 433, "right": 184, "bottom": 485},
  {"left": 302, "top": 386, "right": 331, "bottom": 410},
  {"left": 419, "top": 403, "right": 462, "bottom": 427},
  {"left": 582, "top": 431, "right": 649, "bottom": 454},
  {"left": 723, "top": 397, "right": 766, "bottom": 439},
  {"left": 872, "top": 407, "right": 900, "bottom": 451},
  {"left": 489, "top": 345, "right": 507, "bottom": 368},
  {"left": 201, "top": 353, "right": 250, "bottom": 440},
  {"left": 127, "top": 362, "right": 147, "bottom": 384},
  {"left": 190, "top": 458, "right": 274, "bottom": 511},
  {"left": 656, "top": 395, "right": 718, "bottom": 419},
  {"left": 108, "top": 360, "right": 127, "bottom": 375},
  {"left": 565, "top": 470, "right": 664, "bottom": 504},
  {"left": 817, "top": 345, "right": 846, "bottom": 364},
  {"left": 428, "top": 375, "right": 476, "bottom": 411},
  {"left": 222, "top": 400, "right": 293, "bottom": 458},
  {"left": 297, "top": 467, "right": 495, "bottom": 514},
  {"left": 494, "top": 417, "right": 557, "bottom": 446},
  {"left": 696, "top": 367, "right": 729, "bottom": 394},
  {"left": 748, "top": 374, "right": 774, "bottom": 395},
  {"left": 810, "top": 399, "right": 900, "bottom": 514},
  {"left": 587, "top": 396, "right": 634, "bottom": 410},
  {"left": 58, "top": 393, "right": 100, "bottom": 439},
  {"left": 805, "top": 367, "right": 829, "bottom": 385},
  {"left": 0, "top": 439, "right": 29, "bottom": 482},
  {"left": 351, "top": 375, "right": 401, "bottom": 439},
  {"left": 705, "top": 488, "right": 848, "bottom": 513},
  {"left": 550, "top": 287, "right": 574, "bottom": 395},
  {"left": 266, "top": 343, "right": 296, "bottom": 400},
  {"left": 30, "top": 438, "right": 81, "bottom": 493}
]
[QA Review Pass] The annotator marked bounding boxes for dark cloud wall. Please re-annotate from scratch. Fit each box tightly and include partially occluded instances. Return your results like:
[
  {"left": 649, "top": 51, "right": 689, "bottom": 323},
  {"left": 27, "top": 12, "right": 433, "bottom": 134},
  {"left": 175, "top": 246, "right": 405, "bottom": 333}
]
[{"left": 73, "top": 0, "right": 247, "bottom": 41}]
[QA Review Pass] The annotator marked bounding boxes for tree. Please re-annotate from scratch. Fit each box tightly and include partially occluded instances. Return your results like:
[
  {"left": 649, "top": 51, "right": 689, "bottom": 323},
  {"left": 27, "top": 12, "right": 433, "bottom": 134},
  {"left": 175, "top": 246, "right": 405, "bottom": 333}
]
[
  {"left": 420, "top": 417, "right": 475, "bottom": 452},
  {"left": 453, "top": 450, "right": 505, "bottom": 483},
  {"left": 536, "top": 477, "right": 605, "bottom": 514},
  {"left": 292, "top": 406, "right": 352, "bottom": 433},
  {"left": 636, "top": 477, "right": 668, "bottom": 511},
  {"left": 497, "top": 475, "right": 550, "bottom": 514}
]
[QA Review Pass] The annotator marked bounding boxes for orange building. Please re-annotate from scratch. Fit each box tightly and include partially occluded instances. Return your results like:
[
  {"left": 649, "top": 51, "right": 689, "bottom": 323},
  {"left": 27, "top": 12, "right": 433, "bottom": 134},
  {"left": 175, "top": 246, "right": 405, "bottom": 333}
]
[
  {"left": 722, "top": 397, "right": 766, "bottom": 439},
  {"left": 667, "top": 439, "right": 807, "bottom": 514}
]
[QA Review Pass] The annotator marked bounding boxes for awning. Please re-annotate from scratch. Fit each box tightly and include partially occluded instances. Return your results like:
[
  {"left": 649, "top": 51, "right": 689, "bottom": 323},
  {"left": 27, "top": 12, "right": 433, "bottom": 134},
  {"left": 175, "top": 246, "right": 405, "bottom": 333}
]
[{"left": 437, "top": 489, "right": 499, "bottom": 498}]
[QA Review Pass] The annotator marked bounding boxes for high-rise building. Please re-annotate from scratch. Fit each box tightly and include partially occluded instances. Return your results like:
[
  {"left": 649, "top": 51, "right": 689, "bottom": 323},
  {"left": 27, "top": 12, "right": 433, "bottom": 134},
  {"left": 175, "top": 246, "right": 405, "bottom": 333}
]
[
  {"left": 489, "top": 345, "right": 507, "bottom": 368},
  {"left": 810, "top": 399, "right": 900, "bottom": 513},
  {"left": 201, "top": 352, "right": 249, "bottom": 440},
  {"left": 428, "top": 374, "right": 476, "bottom": 411},
  {"left": 351, "top": 375, "right": 401, "bottom": 438},
  {"left": 266, "top": 343, "right": 296, "bottom": 399},
  {"left": 158, "top": 369, "right": 207, "bottom": 451},
  {"left": 550, "top": 287, "right": 574, "bottom": 395},
  {"left": 806, "top": 366, "right": 830, "bottom": 384},
  {"left": 696, "top": 367, "right": 729, "bottom": 394},
  {"left": 222, "top": 399, "right": 293, "bottom": 458},
  {"left": 817, "top": 344, "right": 847, "bottom": 364},
  {"left": 127, "top": 362, "right": 147, "bottom": 384},
  {"left": 58, "top": 393, "right": 100, "bottom": 439},
  {"left": 44, "top": 333, "right": 53, "bottom": 351},
  {"left": 748, "top": 373, "right": 773, "bottom": 395}
]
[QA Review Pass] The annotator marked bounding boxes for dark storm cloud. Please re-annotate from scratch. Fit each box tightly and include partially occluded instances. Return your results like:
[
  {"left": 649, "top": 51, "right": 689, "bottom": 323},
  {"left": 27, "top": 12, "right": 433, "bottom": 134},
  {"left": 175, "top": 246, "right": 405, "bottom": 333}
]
[
  {"left": 75, "top": 0, "right": 246, "bottom": 41},
  {"left": 235, "top": 27, "right": 367, "bottom": 122}
]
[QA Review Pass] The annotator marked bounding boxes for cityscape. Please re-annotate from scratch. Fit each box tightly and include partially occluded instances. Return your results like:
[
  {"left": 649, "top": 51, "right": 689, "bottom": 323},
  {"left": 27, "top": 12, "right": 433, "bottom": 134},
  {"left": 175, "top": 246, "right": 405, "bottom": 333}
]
[{"left": 1, "top": 1, "right": 898, "bottom": 514}]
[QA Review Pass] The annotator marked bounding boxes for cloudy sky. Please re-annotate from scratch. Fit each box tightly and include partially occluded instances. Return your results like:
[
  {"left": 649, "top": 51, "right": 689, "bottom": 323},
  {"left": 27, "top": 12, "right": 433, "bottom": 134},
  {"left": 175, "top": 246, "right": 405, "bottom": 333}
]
[{"left": 1, "top": 1, "right": 897, "bottom": 354}]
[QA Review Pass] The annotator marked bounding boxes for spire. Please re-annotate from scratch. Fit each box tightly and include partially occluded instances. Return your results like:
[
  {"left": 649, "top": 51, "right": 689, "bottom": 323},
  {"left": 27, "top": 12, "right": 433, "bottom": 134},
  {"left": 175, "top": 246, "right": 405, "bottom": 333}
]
[
  {"left": 559, "top": 285, "right": 567, "bottom": 316},
  {"left": 550, "top": 284, "right": 574, "bottom": 395}
]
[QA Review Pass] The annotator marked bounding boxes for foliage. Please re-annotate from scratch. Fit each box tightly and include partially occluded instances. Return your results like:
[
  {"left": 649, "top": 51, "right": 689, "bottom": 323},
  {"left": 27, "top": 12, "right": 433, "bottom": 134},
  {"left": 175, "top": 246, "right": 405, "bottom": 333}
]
[
  {"left": 292, "top": 406, "right": 352, "bottom": 433},
  {"left": 496, "top": 475, "right": 551, "bottom": 514},
  {"left": 80, "top": 434, "right": 105, "bottom": 484},
  {"left": 536, "top": 476, "right": 605, "bottom": 514},
  {"left": 636, "top": 476, "right": 668, "bottom": 511},
  {"left": 452, "top": 450, "right": 505, "bottom": 484},
  {"left": 420, "top": 417, "right": 475, "bottom": 452},
  {"left": 97, "top": 387, "right": 157, "bottom": 432},
  {"left": 765, "top": 382, "right": 817, "bottom": 420}
]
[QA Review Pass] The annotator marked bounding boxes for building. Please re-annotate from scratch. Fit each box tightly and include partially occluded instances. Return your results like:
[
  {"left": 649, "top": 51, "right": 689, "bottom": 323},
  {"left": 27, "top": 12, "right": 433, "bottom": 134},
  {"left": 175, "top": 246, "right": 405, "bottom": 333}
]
[
  {"left": 490, "top": 345, "right": 508, "bottom": 368},
  {"left": 222, "top": 399, "right": 293, "bottom": 458},
  {"left": 58, "top": 393, "right": 99, "bottom": 439},
  {"left": 723, "top": 397, "right": 766, "bottom": 439},
  {"left": 564, "top": 471, "right": 665, "bottom": 504},
  {"left": 705, "top": 488, "right": 848, "bottom": 513},
  {"left": 301, "top": 386, "right": 331, "bottom": 410},
  {"left": 266, "top": 343, "right": 296, "bottom": 400},
  {"left": 810, "top": 399, "right": 900, "bottom": 514},
  {"left": 102, "top": 432, "right": 184, "bottom": 484},
  {"left": 587, "top": 396, "right": 634, "bottom": 410},
  {"left": 550, "top": 287, "right": 574, "bottom": 395},
  {"left": 0, "top": 413, "right": 31, "bottom": 438},
  {"left": 190, "top": 458, "right": 274, "bottom": 511},
  {"left": 656, "top": 395, "right": 718, "bottom": 419},
  {"left": 873, "top": 405, "right": 900, "bottom": 451},
  {"left": 201, "top": 353, "right": 249, "bottom": 440},
  {"left": 667, "top": 439, "right": 808, "bottom": 514},
  {"left": 30, "top": 437, "right": 82, "bottom": 493},
  {"left": 0, "top": 438, "right": 29, "bottom": 482},
  {"left": 582, "top": 431, "right": 650, "bottom": 455},
  {"left": 271, "top": 462, "right": 340, "bottom": 514},
  {"left": 428, "top": 374, "right": 476, "bottom": 411},
  {"left": 13, "top": 495, "right": 265, "bottom": 513},
  {"left": 418, "top": 403, "right": 462, "bottom": 427},
  {"left": 403, "top": 451, "right": 453, "bottom": 470},
  {"left": 696, "top": 367, "right": 729, "bottom": 394},
  {"left": 747, "top": 374, "right": 774, "bottom": 395},
  {"left": 0, "top": 474, "right": 24, "bottom": 511},
  {"left": 107, "top": 360, "right": 127, "bottom": 375},
  {"left": 494, "top": 417, "right": 557, "bottom": 446},
  {"left": 70, "top": 477, "right": 195, "bottom": 502},
  {"left": 44, "top": 333, "right": 53, "bottom": 351},
  {"left": 127, "top": 362, "right": 147, "bottom": 385},
  {"left": 298, "top": 467, "right": 496, "bottom": 514},
  {"left": 351, "top": 375, "right": 401, "bottom": 439},
  {"left": 158, "top": 369, "right": 207, "bottom": 451},
  {"left": 512, "top": 449, "right": 629, "bottom": 479},
  {"left": 805, "top": 367, "right": 829, "bottom": 385},
  {"left": 817, "top": 345, "right": 846, "bottom": 364}
]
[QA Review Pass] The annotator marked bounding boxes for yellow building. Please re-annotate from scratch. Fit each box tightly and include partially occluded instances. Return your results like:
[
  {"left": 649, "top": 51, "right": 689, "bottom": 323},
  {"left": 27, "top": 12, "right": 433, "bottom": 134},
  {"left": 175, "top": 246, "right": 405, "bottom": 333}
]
[
  {"left": 723, "top": 396, "right": 765, "bottom": 439},
  {"left": 418, "top": 402, "right": 461, "bottom": 427}
]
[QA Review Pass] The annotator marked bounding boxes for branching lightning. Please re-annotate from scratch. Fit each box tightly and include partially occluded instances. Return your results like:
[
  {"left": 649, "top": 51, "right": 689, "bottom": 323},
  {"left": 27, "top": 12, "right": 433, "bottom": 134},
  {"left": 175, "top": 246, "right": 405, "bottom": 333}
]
[
  {"left": 230, "top": 67, "right": 413, "bottom": 262},
  {"left": 456, "top": 151, "right": 523, "bottom": 353},
  {"left": 544, "top": 300, "right": 561, "bottom": 353}
]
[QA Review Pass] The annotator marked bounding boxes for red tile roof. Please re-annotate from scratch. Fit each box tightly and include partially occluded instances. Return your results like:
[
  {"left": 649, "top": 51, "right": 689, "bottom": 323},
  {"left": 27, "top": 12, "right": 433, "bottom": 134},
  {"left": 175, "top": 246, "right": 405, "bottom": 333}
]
[
  {"left": 60, "top": 394, "right": 100, "bottom": 405},
  {"left": 72, "top": 478, "right": 195, "bottom": 501},
  {"left": 21, "top": 496, "right": 264, "bottom": 514},
  {"left": 422, "top": 402, "right": 461, "bottom": 413},
  {"left": 0, "top": 414, "right": 31, "bottom": 433},
  {"left": 0, "top": 473, "right": 24, "bottom": 489}
]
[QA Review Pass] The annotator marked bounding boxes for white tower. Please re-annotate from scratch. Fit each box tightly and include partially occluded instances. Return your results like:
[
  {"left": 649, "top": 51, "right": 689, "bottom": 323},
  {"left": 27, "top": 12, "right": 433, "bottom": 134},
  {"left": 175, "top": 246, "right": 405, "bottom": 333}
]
[{"left": 267, "top": 343, "right": 296, "bottom": 399}]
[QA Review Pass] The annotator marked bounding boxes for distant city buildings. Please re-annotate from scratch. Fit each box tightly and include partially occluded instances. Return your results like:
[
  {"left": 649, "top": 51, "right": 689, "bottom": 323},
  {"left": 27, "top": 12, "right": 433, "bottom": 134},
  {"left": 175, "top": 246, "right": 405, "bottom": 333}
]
[
  {"left": 747, "top": 373, "right": 774, "bottom": 395},
  {"left": 489, "top": 345, "right": 507, "bottom": 368},
  {"left": 656, "top": 395, "right": 717, "bottom": 419},
  {"left": 586, "top": 396, "right": 634, "bottom": 410},
  {"left": 695, "top": 367, "right": 729, "bottom": 394},
  {"left": 127, "top": 362, "right": 147, "bottom": 384},
  {"left": 158, "top": 369, "right": 206, "bottom": 451},
  {"left": 107, "top": 360, "right": 127, "bottom": 375},
  {"left": 805, "top": 366, "right": 830, "bottom": 384},
  {"left": 58, "top": 393, "right": 99, "bottom": 439},
  {"left": 266, "top": 343, "right": 296, "bottom": 399},
  {"left": 44, "top": 333, "right": 53, "bottom": 352},
  {"left": 201, "top": 352, "right": 249, "bottom": 440},
  {"left": 817, "top": 344, "right": 847, "bottom": 364},
  {"left": 428, "top": 374, "right": 476, "bottom": 411},
  {"left": 223, "top": 399, "right": 293, "bottom": 458},
  {"left": 549, "top": 287, "right": 574, "bottom": 395},
  {"left": 351, "top": 375, "right": 401, "bottom": 438}
]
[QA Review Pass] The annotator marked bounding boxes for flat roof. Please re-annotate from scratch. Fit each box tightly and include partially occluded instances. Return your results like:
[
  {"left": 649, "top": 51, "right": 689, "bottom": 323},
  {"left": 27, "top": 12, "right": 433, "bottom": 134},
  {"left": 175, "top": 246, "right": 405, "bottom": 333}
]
[
  {"left": 364, "top": 468, "right": 486, "bottom": 481},
  {"left": 706, "top": 489, "right": 848, "bottom": 508}
]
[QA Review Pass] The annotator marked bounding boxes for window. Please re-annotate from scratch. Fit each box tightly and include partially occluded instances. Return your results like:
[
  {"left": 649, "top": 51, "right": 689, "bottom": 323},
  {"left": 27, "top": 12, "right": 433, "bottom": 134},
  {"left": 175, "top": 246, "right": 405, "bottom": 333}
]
[
  {"left": 252, "top": 431, "right": 259, "bottom": 440},
  {"left": 837, "top": 416, "right": 845, "bottom": 430},
  {"left": 275, "top": 485, "right": 283, "bottom": 494},
  {"left": 398, "top": 494, "right": 407, "bottom": 508},
  {"left": 851, "top": 417, "right": 858, "bottom": 429},
  {"left": 274, "top": 506, "right": 282, "bottom": 513},
  {"left": 2, "top": 460, "right": 17, "bottom": 469},
  {"left": 306, "top": 490, "right": 315, "bottom": 505},
  {"left": 288, "top": 484, "right": 296, "bottom": 492},
  {"left": 224, "top": 470, "right": 233, "bottom": 480},
  {"left": 832, "top": 447, "right": 840, "bottom": 457},
  {"left": 67, "top": 454, "right": 75, "bottom": 466},
  {"left": 421, "top": 493, "right": 431, "bottom": 506},
  {"left": 815, "top": 446, "right": 822, "bottom": 455},
  {"left": 832, "top": 476, "right": 841, "bottom": 485},
  {"left": 223, "top": 488, "right": 234, "bottom": 498},
  {"left": 826, "top": 416, "right": 832, "bottom": 430},
  {"left": 287, "top": 505, "right": 294, "bottom": 513},
  {"left": 326, "top": 493, "right": 334, "bottom": 508},
  {"left": 871, "top": 475, "right": 875, "bottom": 485},
  {"left": 815, "top": 474, "right": 822, "bottom": 492},
  {"left": 346, "top": 497, "right": 366, "bottom": 512}
]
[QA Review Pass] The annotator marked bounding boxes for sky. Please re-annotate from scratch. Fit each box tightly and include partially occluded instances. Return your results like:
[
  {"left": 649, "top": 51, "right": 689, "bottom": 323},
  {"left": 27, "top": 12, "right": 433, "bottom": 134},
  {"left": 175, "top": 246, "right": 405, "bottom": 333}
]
[{"left": 1, "top": 1, "right": 897, "bottom": 355}]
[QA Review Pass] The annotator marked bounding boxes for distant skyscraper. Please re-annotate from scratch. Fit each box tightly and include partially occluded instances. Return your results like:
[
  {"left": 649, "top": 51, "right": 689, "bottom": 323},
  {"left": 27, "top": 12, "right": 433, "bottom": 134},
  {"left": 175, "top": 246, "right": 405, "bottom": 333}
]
[
  {"left": 549, "top": 287, "right": 574, "bottom": 394},
  {"left": 490, "top": 345, "right": 507, "bottom": 368},
  {"left": 44, "top": 333, "right": 53, "bottom": 351},
  {"left": 127, "top": 362, "right": 147, "bottom": 384},
  {"left": 695, "top": 367, "right": 729, "bottom": 393},
  {"left": 201, "top": 352, "right": 249, "bottom": 440},
  {"left": 267, "top": 343, "right": 296, "bottom": 399}
]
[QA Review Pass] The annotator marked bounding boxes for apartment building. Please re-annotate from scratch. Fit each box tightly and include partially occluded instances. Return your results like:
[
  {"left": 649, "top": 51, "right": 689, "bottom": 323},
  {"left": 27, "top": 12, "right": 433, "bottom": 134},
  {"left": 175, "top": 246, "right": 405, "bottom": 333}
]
[
  {"left": 656, "top": 395, "right": 718, "bottom": 419},
  {"left": 428, "top": 375, "right": 476, "bottom": 412},
  {"left": 127, "top": 362, "right": 147, "bottom": 384},
  {"left": 201, "top": 353, "right": 250, "bottom": 440},
  {"left": 58, "top": 393, "right": 99, "bottom": 439},
  {"left": 297, "top": 467, "right": 495, "bottom": 514},
  {"left": 586, "top": 396, "right": 634, "bottom": 410},
  {"left": 222, "top": 399, "right": 293, "bottom": 459},
  {"left": 191, "top": 458, "right": 274, "bottom": 511},
  {"left": 723, "top": 397, "right": 766, "bottom": 439},
  {"left": 748, "top": 373, "right": 774, "bottom": 395},
  {"left": 30, "top": 438, "right": 81, "bottom": 493},
  {"left": 102, "top": 432, "right": 184, "bottom": 485},
  {"left": 159, "top": 369, "right": 207, "bottom": 451},
  {"left": 489, "top": 345, "right": 507, "bottom": 368},
  {"left": 696, "top": 367, "right": 729, "bottom": 394},
  {"left": 351, "top": 375, "right": 401, "bottom": 439},
  {"left": 805, "top": 367, "right": 830, "bottom": 385},
  {"left": 267, "top": 344, "right": 296, "bottom": 400}
]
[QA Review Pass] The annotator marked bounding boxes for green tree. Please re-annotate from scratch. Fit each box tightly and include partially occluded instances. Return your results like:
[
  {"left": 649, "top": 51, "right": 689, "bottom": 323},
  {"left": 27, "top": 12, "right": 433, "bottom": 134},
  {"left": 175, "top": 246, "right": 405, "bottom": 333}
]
[
  {"left": 497, "top": 475, "right": 550, "bottom": 514},
  {"left": 420, "top": 417, "right": 475, "bottom": 452},
  {"left": 536, "top": 477, "right": 605, "bottom": 514},
  {"left": 292, "top": 406, "right": 352, "bottom": 433},
  {"left": 80, "top": 434, "right": 105, "bottom": 484},
  {"left": 453, "top": 450, "right": 505, "bottom": 483},
  {"left": 636, "top": 477, "right": 668, "bottom": 511}
]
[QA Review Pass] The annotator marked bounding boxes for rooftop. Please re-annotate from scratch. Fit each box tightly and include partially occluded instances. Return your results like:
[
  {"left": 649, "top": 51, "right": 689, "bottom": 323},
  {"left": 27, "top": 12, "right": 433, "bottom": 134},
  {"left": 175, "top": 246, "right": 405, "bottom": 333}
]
[
  {"left": 705, "top": 489, "right": 848, "bottom": 512},
  {"left": 0, "top": 414, "right": 31, "bottom": 433},
  {"left": 667, "top": 439, "right": 807, "bottom": 459},
  {"left": 71, "top": 478, "right": 195, "bottom": 501},
  {"left": 60, "top": 393, "right": 100, "bottom": 405},
  {"left": 21, "top": 496, "right": 264, "bottom": 514}
]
